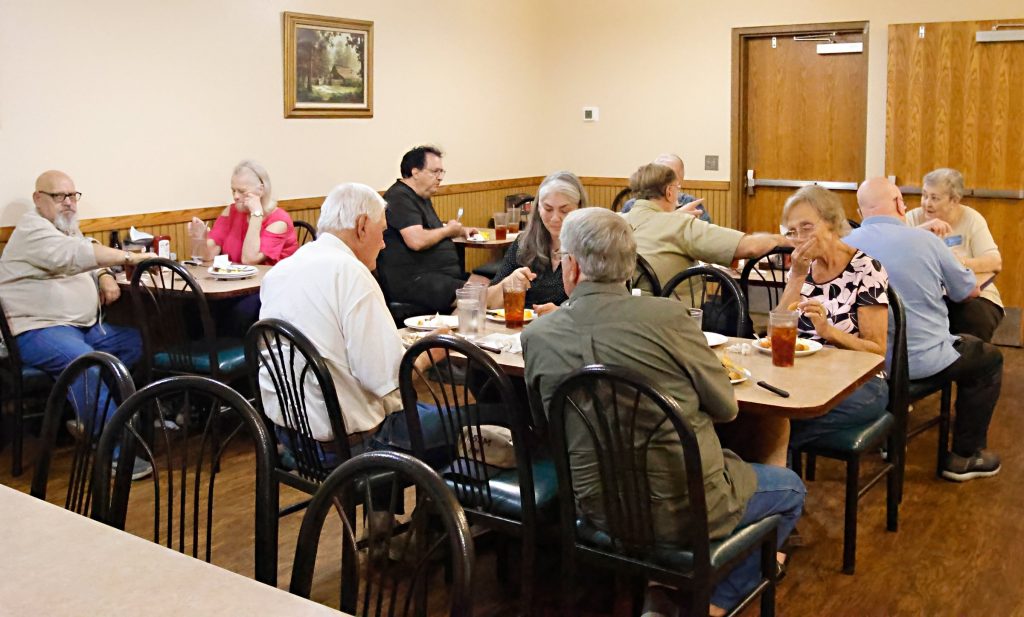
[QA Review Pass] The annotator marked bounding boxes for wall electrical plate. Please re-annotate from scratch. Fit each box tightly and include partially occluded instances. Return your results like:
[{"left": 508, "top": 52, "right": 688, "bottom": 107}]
[{"left": 582, "top": 107, "right": 599, "bottom": 122}]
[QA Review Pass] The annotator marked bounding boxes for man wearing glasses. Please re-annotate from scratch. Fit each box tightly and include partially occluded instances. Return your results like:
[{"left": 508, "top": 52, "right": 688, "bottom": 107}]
[
  {"left": 377, "top": 145, "right": 474, "bottom": 313},
  {"left": 0, "top": 171, "right": 155, "bottom": 473}
]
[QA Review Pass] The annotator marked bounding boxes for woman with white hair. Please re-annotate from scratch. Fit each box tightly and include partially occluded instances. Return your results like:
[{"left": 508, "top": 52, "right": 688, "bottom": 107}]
[
  {"left": 906, "top": 167, "right": 1004, "bottom": 341},
  {"left": 190, "top": 159, "right": 299, "bottom": 265},
  {"left": 485, "top": 171, "right": 589, "bottom": 314}
]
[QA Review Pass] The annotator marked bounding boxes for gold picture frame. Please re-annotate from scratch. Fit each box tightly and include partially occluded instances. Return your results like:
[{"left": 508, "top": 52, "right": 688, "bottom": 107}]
[{"left": 282, "top": 12, "right": 373, "bottom": 118}]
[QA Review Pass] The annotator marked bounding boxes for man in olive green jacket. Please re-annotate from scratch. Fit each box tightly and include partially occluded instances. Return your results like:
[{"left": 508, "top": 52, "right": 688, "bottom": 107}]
[{"left": 522, "top": 208, "right": 804, "bottom": 616}]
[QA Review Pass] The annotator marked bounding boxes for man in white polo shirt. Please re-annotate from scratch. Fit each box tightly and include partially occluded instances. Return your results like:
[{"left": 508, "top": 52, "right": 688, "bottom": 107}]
[{"left": 258, "top": 182, "right": 446, "bottom": 466}]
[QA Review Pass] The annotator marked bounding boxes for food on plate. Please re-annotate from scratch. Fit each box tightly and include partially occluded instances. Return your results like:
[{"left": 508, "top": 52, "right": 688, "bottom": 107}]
[
  {"left": 211, "top": 264, "right": 253, "bottom": 274},
  {"left": 488, "top": 308, "right": 536, "bottom": 320},
  {"left": 414, "top": 313, "right": 448, "bottom": 328},
  {"left": 756, "top": 338, "right": 810, "bottom": 352},
  {"left": 720, "top": 355, "right": 745, "bottom": 382}
]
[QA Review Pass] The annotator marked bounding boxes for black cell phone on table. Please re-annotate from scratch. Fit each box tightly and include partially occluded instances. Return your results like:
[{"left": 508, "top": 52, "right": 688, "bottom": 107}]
[{"left": 979, "top": 273, "right": 997, "bottom": 290}]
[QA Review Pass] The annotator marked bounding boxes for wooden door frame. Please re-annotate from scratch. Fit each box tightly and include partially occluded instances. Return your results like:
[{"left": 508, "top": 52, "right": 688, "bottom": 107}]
[{"left": 730, "top": 21, "right": 870, "bottom": 232}]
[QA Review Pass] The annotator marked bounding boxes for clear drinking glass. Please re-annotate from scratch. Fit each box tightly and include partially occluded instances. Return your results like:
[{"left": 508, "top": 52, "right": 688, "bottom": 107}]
[
  {"left": 455, "top": 288, "right": 483, "bottom": 339},
  {"left": 493, "top": 212, "right": 508, "bottom": 240},
  {"left": 769, "top": 309, "right": 799, "bottom": 367},
  {"left": 507, "top": 207, "right": 521, "bottom": 233},
  {"left": 687, "top": 307, "right": 703, "bottom": 330}
]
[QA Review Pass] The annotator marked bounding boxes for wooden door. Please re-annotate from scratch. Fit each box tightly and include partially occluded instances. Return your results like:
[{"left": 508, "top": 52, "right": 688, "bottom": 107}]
[
  {"left": 732, "top": 23, "right": 869, "bottom": 234},
  {"left": 887, "top": 19, "right": 1024, "bottom": 307}
]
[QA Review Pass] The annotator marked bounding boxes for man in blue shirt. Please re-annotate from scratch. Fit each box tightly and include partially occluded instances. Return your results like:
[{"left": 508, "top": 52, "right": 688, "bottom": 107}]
[
  {"left": 621, "top": 154, "right": 711, "bottom": 222},
  {"left": 846, "top": 178, "right": 1003, "bottom": 482}
]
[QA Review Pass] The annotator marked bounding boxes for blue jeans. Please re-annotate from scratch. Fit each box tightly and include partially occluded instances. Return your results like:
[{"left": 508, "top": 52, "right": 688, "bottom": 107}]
[
  {"left": 789, "top": 376, "right": 889, "bottom": 450},
  {"left": 711, "top": 463, "right": 805, "bottom": 610},
  {"left": 17, "top": 323, "right": 142, "bottom": 432},
  {"left": 277, "top": 402, "right": 450, "bottom": 469}
]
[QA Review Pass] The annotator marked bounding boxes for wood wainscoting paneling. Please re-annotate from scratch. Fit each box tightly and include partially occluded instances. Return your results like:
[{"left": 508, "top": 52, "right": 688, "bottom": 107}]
[
  {"left": 579, "top": 177, "right": 735, "bottom": 229},
  {"left": 0, "top": 176, "right": 735, "bottom": 277},
  {"left": 0, "top": 179, "right": 544, "bottom": 276}
]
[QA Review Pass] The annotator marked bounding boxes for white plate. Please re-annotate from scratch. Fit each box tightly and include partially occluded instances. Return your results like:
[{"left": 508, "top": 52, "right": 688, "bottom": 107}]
[
  {"left": 729, "top": 368, "right": 752, "bottom": 385},
  {"left": 404, "top": 314, "right": 459, "bottom": 331},
  {"left": 486, "top": 308, "right": 536, "bottom": 324},
  {"left": 207, "top": 265, "right": 258, "bottom": 280},
  {"left": 704, "top": 332, "right": 729, "bottom": 347},
  {"left": 753, "top": 337, "right": 823, "bottom": 357}
]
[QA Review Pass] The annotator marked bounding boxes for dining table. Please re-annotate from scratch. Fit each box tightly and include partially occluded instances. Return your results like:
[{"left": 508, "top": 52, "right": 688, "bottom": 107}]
[
  {"left": 115, "top": 261, "right": 270, "bottom": 299},
  {"left": 0, "top": 483, "right": 347, "bottom": 616},
  {"left": 452, "top": 228, "right": 517, "bottom": 271},
  {"left": 401, "top": 321, "right": 885, "bottom": 465}
]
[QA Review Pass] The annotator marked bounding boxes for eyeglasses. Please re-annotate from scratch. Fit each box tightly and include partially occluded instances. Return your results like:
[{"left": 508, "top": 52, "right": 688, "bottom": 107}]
[
  {"left": 40, "top": 191, "right": 82, "bottom": 203},
  {"left": 783, "top": 223, "right": 817, "bottom": 239},
  {"left": 423, "top": 167, "right": 446, "bottom": 178}
]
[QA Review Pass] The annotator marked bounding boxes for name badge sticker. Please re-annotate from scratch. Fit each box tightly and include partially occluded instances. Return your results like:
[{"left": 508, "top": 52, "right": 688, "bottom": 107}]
[{"left": 944, "top": 235, "right": 963, "bottom": 247}]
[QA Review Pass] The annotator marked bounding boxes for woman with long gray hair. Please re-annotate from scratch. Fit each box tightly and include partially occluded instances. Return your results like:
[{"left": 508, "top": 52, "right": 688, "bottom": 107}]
[{"left": 485, "top": 171, "right": 589, "bottom": 314}]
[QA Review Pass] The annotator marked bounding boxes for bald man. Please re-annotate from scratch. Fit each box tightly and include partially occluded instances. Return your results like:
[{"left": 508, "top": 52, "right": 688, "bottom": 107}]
[
  {"left": 846, "top": 178, "right": 1003, "bottom": 482},
  {"left": 621, "top": 154, "right": 710, "bottom": 221},
  {"left": 0, "top": 171, "right": 155, "bottom": 477}
]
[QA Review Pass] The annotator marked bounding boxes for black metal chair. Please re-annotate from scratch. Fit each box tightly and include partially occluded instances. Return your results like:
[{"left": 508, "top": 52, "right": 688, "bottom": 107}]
[
  {"left": 548, "top": 364, "right": 779, "bottom": 617},
  {"left": 91, "top": 375, "right": 278, "bottom": 586},
  {"left": 399, "top": 334, "right": 552, "bottom": 614},
  {"left": 739, "top": 247, "right": 795, "bottom": 334},
  {"left": 905, "top": 378, "right": 953, "bottom": 480},
  {"left": 290, "top": 450, "right": 475, "bottom": 617},
  {"left": 294, "top": 220, "right": 317, "bottom": 245},
  {"left": 374, "top": 264, "right": 433, "bottom": 329},
  {"left": 245, "top": 318, "right": 353, "bottom": 513},
  {"left": 629, "top": 254, "right": 662, "bottom": 297},
  {"left": 0, "top": 297, "right": 54, "bottom": 476},
  {"left": 611, "top": 187, "right": 631, "bottom": 212},
  {"left": 129, "top": 258, "right": 247, "bottom": 386},
  {"left": 790, "top": 286, "right": 905, "bottom": 574},
  {"left": 31, "top": 352, "right": 135, "bottom": 515},
  {"left": 661, "top": 265, "right": 750, "bottom": 337}
]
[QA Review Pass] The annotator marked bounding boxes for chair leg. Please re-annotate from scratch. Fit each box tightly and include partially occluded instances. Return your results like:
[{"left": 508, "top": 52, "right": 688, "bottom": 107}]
[
  {"left": 842, "top": 457, "right": 860, "bottom": 575},
  {"left": 520, "top": 533, "right": 536, "bottom": 615},
  {"left": 791, "top": 450, "right": 803, "bottom": 477},
  {"left": 886, "top": 457, "right": 899, "bottom": 533},
  {"left": 936, "top": 385, "right": 952, "bottom": 477},
  {"left": 12, "top": 397, "right": 24, "bottom": 477},
  {"left": 760, "top": 533, "right": 777, "bottom": 617},
  {"left": 806, "top": 453, "right": 817, "bottom": 481}
]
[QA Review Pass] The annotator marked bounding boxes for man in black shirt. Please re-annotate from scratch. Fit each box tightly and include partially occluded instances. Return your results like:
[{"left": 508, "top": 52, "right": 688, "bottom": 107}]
[{"left": 378, "top": 145, "right": 472, "bottom": 312}]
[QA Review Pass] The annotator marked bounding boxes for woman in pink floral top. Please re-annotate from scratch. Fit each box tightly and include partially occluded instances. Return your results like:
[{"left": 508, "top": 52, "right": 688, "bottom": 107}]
[
  {"left": 777, "top": 185, "right": 890, "bottom": 451},
  {"left": 191, "top": 160, "right": 298, "bottom": 265}
]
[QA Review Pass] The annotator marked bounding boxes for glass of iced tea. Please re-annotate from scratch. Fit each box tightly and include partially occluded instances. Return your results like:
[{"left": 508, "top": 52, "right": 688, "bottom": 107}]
[
  {"left": 503, "top": 279, "right": 527, "bottom": 328},
  {"left": 493, "top": 212, "right": 508, "bottom": 240},
  {"left": 507, "top": 207, "right": 521, "bottom": 233},
  {"left": 769, "top": 309, "right": 799, "bottom": 367}
]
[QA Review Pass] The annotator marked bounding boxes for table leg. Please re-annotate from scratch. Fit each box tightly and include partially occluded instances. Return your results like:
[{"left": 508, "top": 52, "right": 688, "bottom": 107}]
[{"left": 715, "top": 413, "right": 791, "bottom": 467}]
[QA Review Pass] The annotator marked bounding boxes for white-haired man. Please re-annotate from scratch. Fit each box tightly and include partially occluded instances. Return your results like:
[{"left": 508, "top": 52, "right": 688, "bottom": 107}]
[
  {"left": 258, "top": 182, "right": 447, "bottom": 466},
  {"left": 522, "top": 208, "right": 804, "bottom": 617},
  {"left": 0, "top": 171, "right": 155, "bottom": 476}
]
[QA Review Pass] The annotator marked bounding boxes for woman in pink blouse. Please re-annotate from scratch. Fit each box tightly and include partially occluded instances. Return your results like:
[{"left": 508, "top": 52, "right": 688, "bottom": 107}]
[{"left": 191, "top": 160, "right": 298, "bottom": 265}]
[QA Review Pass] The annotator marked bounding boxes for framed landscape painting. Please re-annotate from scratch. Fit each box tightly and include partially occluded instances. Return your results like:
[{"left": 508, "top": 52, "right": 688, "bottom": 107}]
[{"left": 283, "top": 12, "right": 373, "bottom": 118}]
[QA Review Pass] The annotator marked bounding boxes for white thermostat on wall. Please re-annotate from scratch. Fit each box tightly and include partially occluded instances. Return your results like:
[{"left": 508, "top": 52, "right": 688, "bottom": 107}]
[{"left": 582, "top": 106, "right": 599, "bottom": 122}]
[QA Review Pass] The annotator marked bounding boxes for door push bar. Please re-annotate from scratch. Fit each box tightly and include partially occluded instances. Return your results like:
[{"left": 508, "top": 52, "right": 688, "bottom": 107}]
[{"left": 745, "top": 170, "right": 858, "bottom": 196}]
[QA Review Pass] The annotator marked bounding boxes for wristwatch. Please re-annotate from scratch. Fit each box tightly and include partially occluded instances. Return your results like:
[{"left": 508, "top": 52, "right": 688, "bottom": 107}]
[
  {"left": 123, "top": 251, "right": 132, "bottom": 264},
  {"left": 250, "top": 210, "right": 264, "bottom": 218}
]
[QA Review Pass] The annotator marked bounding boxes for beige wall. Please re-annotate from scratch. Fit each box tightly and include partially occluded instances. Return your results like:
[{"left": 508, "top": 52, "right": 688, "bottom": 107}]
[
  {"left": 0, "top": 0, "right": 545, "bottom": 224},
  {"left": 2, "top": 0, "right": 1021, "bottom": 225},
  {"left": 537, "top": 0, "right": 1023, "bottom": 181}
]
